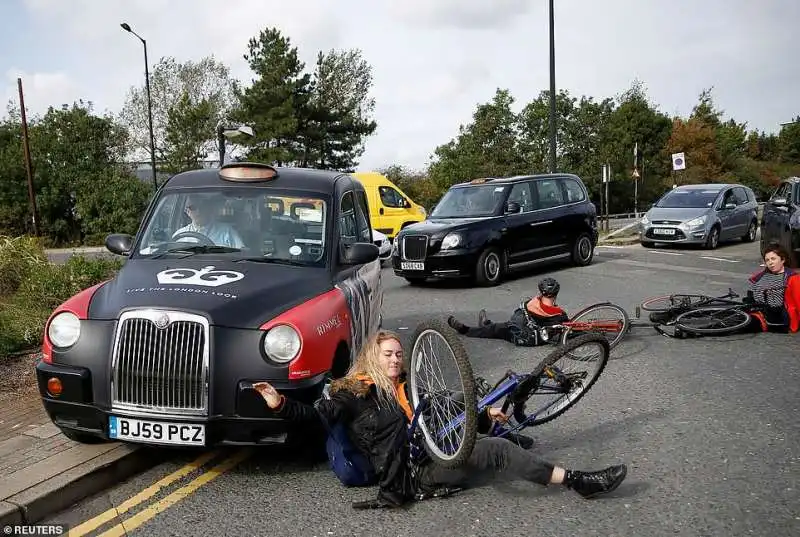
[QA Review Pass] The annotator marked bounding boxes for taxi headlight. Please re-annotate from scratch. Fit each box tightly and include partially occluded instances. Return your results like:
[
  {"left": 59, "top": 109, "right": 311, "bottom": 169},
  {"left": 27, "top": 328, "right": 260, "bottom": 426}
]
[
  {"left": 48, "top": 312, "right": 81, "bottom": 348},
  {"left": 263, "top": 324, "right": 301, "bottom": 362},
  {"left": 441, "top": 233, "right": 462, "bottom": 249}
]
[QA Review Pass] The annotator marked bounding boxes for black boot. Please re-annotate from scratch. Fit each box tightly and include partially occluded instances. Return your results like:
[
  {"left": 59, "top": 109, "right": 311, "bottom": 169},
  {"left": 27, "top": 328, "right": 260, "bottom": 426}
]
[
  {"left": 563, "top": 464, "right": 627, "bottom": 499},
  {"left": 478, "top": 309, "right": 489, "bottom": 326},
  {"left": 447, "top": 316, "right": 468, "bottom": 334}
]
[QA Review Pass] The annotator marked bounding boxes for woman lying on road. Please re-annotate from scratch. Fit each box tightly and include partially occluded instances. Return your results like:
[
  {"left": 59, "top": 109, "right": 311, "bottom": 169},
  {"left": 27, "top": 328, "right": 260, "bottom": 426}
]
[
  {"left": 744, "top": 242, "right": 800, "bottom": 333},
  {"left": 660, "top": 243, "right": 800, "bottom": 337},
  {"left": 252, "top": 330, "right": 627, "bottom": 508}
]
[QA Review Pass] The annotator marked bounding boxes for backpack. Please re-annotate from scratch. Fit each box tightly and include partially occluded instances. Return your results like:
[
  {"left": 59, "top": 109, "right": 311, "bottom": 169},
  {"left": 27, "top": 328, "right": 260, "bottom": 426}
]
[{"left": 316, "top": 391, "right": 377, "bottom": 487}]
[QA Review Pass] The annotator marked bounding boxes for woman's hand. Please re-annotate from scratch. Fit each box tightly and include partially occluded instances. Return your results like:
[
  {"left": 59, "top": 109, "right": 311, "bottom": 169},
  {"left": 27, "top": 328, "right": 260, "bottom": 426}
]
[
  {"left": 488, "top": 407, "right": 509, "bottom": 423},
  {"left": 252, "top": 381, "right": 283, "bottom": 409}
]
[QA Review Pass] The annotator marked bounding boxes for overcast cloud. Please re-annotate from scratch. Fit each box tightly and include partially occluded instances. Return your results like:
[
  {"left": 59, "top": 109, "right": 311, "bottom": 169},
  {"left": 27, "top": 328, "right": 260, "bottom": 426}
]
[{"left": 1, "top": 0, "right": 796, "bottom": 171}]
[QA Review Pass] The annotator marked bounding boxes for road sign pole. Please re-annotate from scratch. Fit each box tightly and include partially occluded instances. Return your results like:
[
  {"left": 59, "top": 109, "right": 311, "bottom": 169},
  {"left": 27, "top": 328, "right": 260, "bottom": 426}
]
[{"left": 604, "top": 164, "right": 610, "bottom": 232}]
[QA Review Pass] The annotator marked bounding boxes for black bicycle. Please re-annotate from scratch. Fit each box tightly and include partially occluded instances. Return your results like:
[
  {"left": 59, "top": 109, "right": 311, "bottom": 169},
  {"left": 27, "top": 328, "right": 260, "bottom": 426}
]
[{"left": 636, "top": 288, "right": 768, "bottom": 337}]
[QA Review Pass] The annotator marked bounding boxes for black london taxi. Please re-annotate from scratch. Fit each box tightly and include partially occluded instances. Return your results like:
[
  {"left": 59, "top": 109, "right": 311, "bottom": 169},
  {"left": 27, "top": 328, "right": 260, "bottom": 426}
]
[
  {"left": 35, "top": 162, "right": 383, "bottom": 447},
  {"left": 391, "top": 173, "right": 598, "bottom": 286}
]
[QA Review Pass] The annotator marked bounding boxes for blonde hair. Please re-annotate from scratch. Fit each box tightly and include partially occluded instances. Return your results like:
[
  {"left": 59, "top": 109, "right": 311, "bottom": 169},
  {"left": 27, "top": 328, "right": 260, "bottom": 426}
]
[{"left": 345, "top": 329, "right": 405, "bottom": 404}]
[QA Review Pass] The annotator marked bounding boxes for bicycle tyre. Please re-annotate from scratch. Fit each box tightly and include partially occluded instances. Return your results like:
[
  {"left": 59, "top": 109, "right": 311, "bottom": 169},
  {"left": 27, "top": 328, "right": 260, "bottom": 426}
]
[
  {"left": 560, "top": 302, "right": 630, "bottom": 350},
  {"left": 511, "top": 333, "right": 610, "bottom": 427},
  {"left": 640, "top": 294, "right": 711, "bottom": 312},
  {"left": 408, "top": 318, "right": 478, "bottom": 468},
  {"left": 673, "top": 306, "right": 751, "bottom": 335}
]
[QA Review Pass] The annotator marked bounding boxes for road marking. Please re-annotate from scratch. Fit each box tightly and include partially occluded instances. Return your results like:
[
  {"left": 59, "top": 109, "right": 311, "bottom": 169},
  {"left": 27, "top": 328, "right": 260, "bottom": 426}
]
[
  {"left": 700, "top": 256, "right": 740, "bottom": 263},
  {"left": 96, "top": 448, "right": 252, "bottom": 537},
  {"left": 607, "top": 258, "right": 751, "bottom": 279},
  {"left": 68, "top": 450, "right": 223, "bottom": 537},
  {"left": 649, "top": 250, "right": 683, "bottom": 256}
]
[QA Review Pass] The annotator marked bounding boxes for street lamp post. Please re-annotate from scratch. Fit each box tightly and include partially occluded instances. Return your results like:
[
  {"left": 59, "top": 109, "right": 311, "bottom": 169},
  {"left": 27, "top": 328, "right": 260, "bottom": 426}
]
[
  {"left": 121, "top": 22, "right": 158, "bottom": 191},
  {"left": 547, "top": 0, "right": 557, "bottom": 173},
  {"left": 217, "top": 123, "right": 255, "bottom": 166}
]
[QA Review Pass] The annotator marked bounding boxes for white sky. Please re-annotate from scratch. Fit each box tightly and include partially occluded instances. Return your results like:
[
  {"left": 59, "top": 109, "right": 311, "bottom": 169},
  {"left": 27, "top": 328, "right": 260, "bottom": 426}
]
[{"left": 1, "top": 0, "right": 796, "bottom": 172}]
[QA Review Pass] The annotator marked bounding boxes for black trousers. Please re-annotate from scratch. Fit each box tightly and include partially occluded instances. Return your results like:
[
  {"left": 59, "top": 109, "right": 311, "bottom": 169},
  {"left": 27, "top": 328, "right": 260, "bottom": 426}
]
[
  {"left": 463, "top": 322, "right": 513, "bottom": 341},
  {"left": 418, "top": 437, "right": 555, "bottom": 490}
]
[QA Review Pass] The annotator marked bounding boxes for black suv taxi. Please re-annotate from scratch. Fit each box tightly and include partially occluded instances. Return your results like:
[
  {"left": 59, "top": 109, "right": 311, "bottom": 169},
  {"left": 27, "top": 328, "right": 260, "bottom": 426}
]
[
  {"left": 391, "top": 173, "right": 598, "bottom": 286},
  {"left": 34, "top": 163, "right": 384, "bottom": 447}
]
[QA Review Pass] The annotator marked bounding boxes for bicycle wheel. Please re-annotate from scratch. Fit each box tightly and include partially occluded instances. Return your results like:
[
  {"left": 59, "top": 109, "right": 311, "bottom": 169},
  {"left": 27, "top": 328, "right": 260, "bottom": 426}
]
[
  {"left": 674, "top": 306, "right": 751, "bottom": 335},
  {"left": 560, "top": 303, "right": 630, "bottom": 350},
  {"left": 509, "top": 333, "right": 609, "bottom": 428},
  {"left": 408, "top": 318, "right": 478, "bottom": 468},
  {"left": 640, "top": 294, "right": 710, "bottom": 312}
]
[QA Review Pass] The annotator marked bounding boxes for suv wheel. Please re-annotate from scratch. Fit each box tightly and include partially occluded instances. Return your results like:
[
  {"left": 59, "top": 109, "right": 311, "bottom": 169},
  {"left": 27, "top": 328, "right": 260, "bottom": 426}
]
[
  {"left": 475, "top": 247, "right": 502, "bottom": 287},
  {"left": 705, "top": 226, "right": 720, "bottom": 249},
  {"left": 742, "top": 220, "right": 757, "bottom": 243},
  {"left": 571, "top": 232, "right": 594, "bottom": 266}
]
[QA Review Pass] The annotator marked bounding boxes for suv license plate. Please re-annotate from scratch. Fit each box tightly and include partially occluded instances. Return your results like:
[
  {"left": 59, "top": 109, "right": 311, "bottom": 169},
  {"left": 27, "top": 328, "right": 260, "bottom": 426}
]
[
  {"left": 109, "top": 416, "right": 205, "bottom": 446},
  {"left": 401, "top": 262, "right": 424, "bottom": 270},
  {"left": 654, "top": 228, "right": 675, "bottom": 235}
]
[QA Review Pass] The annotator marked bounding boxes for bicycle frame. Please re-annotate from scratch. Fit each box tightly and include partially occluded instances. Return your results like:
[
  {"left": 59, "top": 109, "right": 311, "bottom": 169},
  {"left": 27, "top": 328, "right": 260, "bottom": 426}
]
[{"left": 407, "top": 367, "right": 571, "bottom": 464}]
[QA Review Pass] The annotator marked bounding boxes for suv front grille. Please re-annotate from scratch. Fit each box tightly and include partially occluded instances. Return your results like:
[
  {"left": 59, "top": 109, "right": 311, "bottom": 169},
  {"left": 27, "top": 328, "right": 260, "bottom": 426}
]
[
  {"left": 111, "top": 310, "right": 209, "bottom": 416},
  {"left": 402, "top": 235, "right": 428, "bottom": 260}
]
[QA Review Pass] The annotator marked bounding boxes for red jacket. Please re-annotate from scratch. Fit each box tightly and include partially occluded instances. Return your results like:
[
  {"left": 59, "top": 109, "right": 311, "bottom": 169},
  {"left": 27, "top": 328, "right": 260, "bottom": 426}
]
[{"left": 748, "top": 267, "right": 800, "bottom": 332}]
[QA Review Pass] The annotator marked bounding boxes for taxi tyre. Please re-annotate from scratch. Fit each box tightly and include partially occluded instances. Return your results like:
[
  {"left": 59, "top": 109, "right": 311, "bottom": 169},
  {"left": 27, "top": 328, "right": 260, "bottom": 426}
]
[
  {"left": 571, "top": 232, "right": 595, "bottom": 266},
  {"left": 475, "top": 247, "right": 503, "bottom": 287}
]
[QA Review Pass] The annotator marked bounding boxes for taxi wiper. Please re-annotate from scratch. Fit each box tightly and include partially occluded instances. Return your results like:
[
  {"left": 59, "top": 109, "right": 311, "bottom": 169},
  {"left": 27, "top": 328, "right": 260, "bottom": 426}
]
[
  {"left": 233, "top": 257, "right": 306, "bottom": 266},
  {"left": 150, "top": 245, "right": 242, "bottom": 258}
]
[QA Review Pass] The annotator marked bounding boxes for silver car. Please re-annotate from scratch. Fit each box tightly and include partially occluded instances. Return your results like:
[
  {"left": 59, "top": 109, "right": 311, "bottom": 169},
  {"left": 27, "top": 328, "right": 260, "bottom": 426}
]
[{"left": 640, "top": 183, "right": 759, "bottom": 249}]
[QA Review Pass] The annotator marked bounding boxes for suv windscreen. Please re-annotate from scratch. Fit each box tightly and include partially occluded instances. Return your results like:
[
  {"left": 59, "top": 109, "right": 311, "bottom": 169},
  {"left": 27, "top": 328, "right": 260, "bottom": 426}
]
[
  {"left": 429, "top": 184, "right": 509, "bottom": 218},
  {"left": 136, "top": 188, "right": 328, "bottom": 266},
  {"left": 655, "top": 189, "right": 721, "bottom": 208}
]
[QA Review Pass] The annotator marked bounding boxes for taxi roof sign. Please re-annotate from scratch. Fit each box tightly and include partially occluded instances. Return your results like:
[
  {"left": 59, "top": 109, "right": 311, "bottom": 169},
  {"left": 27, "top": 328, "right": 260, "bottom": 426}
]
[{"left": 219, "top": 162, "right": 278, "bottom": 182}]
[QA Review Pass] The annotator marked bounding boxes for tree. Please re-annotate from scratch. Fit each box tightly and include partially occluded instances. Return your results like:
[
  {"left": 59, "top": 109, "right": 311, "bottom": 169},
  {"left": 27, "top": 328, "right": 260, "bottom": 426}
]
[
  {"left": 162, "top": 93, "right": 217, "bottom": 174},
  {"left": 119, "top": 56, "right": 236, "bottom": 165},
  {"left": 778, "top": 116, "right": 800, "bottom": 164},
  {"left": 298, "top": 49, "right": 378, "bottom": 170},
  {"left": 232, "top": 27, "right": 312, "bottom": 165},
  {"left": 428, "top": 88, "right": 526, "bottom": 189}
]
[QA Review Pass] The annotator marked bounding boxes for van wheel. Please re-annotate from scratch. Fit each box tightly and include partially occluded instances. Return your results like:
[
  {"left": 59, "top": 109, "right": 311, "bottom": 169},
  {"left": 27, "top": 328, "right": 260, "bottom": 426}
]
[
  {"left": 475, "top": 247, "right": 502, "bottom": 287},
  {"left": 742, "top": 220, "right": 757, "bottom": 243},
  {"left": 571, "top": 232, "right": 594, "bottom": 266}
]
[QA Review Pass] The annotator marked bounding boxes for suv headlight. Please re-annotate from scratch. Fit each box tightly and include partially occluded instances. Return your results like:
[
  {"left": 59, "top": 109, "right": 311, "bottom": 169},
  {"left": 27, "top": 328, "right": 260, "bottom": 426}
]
[
  {"left": 640, "top": 214, "right": 649, "bottom": 225},
  {"left": 683, "top": 216, "right": 706, "bottom": 227},
  {"left": 441, "top": 233, "right": 462, "bottom": 249},
  {"left": 263, "top": 324, "right": 301, "bottom": 362},
  {"left": 48, "top": 312, "right": 81, "bottom": 348}
]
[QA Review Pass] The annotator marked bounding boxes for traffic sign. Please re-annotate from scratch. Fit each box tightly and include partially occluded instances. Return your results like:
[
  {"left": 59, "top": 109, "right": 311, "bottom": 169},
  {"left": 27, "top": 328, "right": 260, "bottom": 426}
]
[{"left": 672, "top": 152, "right": 686, "bottom": 171}]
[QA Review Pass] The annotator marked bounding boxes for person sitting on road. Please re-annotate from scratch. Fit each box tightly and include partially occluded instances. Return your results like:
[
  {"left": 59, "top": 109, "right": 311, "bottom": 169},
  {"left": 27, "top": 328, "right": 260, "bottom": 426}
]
[
  {"left": 172, "top": 195, "right": 245, "bottom": 249},
  {"left": 252, "top": 330, "right": 627, "bottom": 508},
  {"left": 447, "top": 277, "right": 569, "bottom": 346},
  {"left": 744, "top": 243, "right": 799, "bottom": 334}
]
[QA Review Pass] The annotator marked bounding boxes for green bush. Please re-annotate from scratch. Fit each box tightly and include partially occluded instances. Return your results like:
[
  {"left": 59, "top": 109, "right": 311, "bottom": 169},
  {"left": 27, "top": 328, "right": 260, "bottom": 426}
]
[{"left": 0, "top": 237, "right": 123, "bottom": 357}]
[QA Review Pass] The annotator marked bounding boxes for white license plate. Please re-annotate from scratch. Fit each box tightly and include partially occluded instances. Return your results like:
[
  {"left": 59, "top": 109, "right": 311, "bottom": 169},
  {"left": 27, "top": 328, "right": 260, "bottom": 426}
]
[
  {"left": 108, "top": 416, "right": 205, "bottom": 446},
  {"left": 401, "top": 262, "right": 425, "bottom": 270},
  {"left": 653, "top": 228, "right": 676, "bottom": 235}
]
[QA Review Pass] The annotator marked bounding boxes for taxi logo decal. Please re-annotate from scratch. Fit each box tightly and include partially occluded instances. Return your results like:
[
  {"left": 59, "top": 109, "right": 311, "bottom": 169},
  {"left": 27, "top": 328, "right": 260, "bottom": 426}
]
[{"left": 156, "top": 266, "right": 244, "bottom": 287}]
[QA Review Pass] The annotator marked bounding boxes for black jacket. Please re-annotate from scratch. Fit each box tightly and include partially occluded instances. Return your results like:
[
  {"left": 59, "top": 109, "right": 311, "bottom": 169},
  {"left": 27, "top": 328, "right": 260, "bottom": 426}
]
[{"left": 271, "top": 374, "right": 495, "bottom": 506}]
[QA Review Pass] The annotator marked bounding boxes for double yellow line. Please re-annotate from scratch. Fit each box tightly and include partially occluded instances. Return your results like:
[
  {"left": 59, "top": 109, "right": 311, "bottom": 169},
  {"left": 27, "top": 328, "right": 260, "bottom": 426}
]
[{"left": 69, "top": 448, "right": 252, "bottom": 537}]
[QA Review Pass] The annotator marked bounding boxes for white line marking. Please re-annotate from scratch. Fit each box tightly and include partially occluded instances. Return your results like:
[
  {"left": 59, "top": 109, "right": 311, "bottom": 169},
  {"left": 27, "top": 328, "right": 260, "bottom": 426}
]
[
  {"left": 649, "top": 250, "right": 683, "bottom": 256},
  {"left": 596, "top": 245, "right": 625, "bottom": 249},
  {"left": 700, "top": 256, "right": 740, "bottom": 263}
]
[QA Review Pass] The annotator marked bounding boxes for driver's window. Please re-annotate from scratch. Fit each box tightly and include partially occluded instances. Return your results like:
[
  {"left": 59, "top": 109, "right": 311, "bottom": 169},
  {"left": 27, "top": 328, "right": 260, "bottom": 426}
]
[
  {"left": 379, "top": 186, "right": 405, "bottom": 208},
  {"left": 340, "top": 191, "right": 358, "bottom": 245}
]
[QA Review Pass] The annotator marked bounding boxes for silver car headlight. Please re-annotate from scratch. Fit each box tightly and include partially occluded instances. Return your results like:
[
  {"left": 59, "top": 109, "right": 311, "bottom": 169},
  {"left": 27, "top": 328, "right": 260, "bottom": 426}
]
[
  {"left": 640, "top": 214, "right": 649, "bottom": 225},
  {"left": 48, "top": 312, "right": 81, "bottom": 348},
  {"left": 263, "top": 324, "right": 301, "bottom": 362},
  {"left": 441, "top": 233, "right": 462, "bottom": 249},
  {"left": 683, "top": 216, "right": 706, "bottom": 228}
]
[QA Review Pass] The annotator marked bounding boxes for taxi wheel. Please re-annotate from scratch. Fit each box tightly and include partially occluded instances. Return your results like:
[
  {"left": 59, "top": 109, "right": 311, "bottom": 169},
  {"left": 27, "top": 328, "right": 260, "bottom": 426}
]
[{"left": 475, "top": 247, "right": 502, "bottom": 287}]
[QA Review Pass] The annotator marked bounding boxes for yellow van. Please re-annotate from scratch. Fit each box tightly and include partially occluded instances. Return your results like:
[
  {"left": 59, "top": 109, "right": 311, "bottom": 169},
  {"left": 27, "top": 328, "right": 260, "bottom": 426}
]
[{"left": 351, "top": 171, "right": 426, "bottom": 239}]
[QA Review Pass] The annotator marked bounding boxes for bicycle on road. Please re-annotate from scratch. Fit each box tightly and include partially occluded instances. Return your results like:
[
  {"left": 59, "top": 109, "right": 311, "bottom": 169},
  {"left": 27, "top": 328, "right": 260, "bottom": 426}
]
[
  {"left": 637, "top": 288, "right": 767, "bottom": 337},
  {"left": 400, "top": 319, "right": 610, "bottom": 500}
]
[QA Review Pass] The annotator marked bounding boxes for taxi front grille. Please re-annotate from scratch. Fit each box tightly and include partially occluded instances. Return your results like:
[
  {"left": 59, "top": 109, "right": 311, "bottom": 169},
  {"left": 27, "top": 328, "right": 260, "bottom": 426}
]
[
  {"left": 110, "top": 310, "right": 209, "bottom": 416},
  {"left": 402, "top": 235, "right": 428, "bottom": 260}
]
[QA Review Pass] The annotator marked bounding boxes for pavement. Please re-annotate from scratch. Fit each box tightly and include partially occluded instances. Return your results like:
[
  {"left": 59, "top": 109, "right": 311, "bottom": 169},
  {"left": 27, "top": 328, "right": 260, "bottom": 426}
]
[{"left": 2, "top": 238, "right": 797, "bottom": 536}]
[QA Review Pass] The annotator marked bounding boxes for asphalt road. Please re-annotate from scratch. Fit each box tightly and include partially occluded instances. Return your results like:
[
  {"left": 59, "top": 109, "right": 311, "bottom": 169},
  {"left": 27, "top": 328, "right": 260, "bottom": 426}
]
[{"left": 43, "top": 239, "right": 799, "bottom": 537}]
